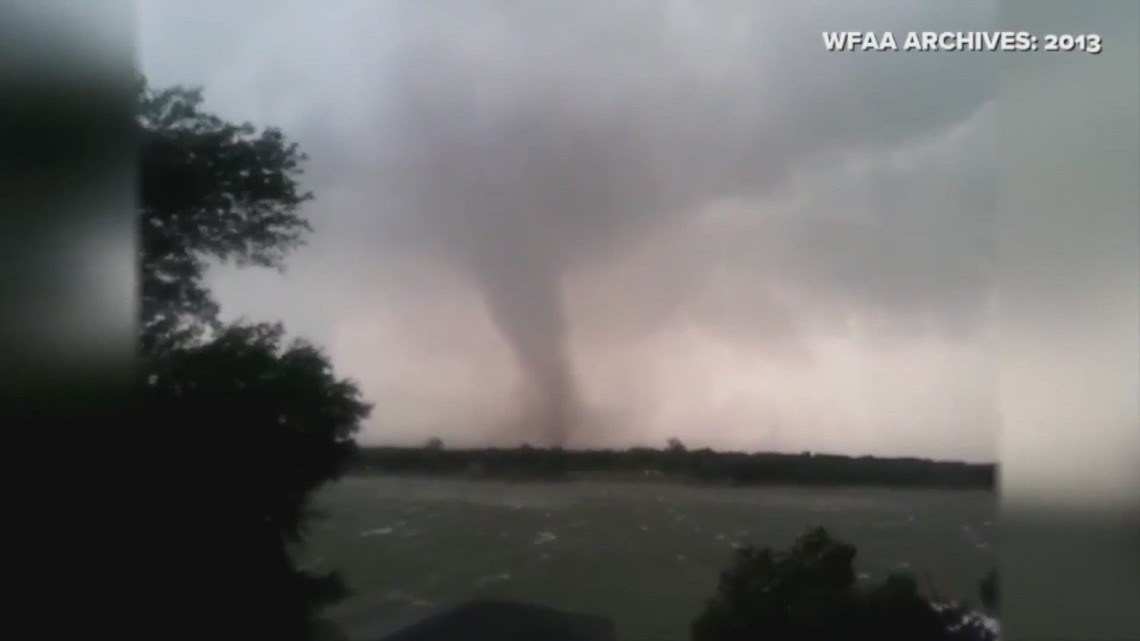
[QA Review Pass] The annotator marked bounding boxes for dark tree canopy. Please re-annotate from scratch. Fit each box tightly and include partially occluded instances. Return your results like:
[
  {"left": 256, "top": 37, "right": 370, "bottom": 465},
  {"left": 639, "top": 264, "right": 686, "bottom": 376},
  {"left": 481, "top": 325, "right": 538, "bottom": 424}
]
[
  {"left": 147, "top": 323, "right": 368, "bottom": 535},
  {"left": 136, "top": 80, "right": 370, "bottom": 641},
  {"left": 146, "top": 323, "right": 370, "bottom": 638},
  {"left": 137, "top": 82, "right": 312, "bottom": 353},
  {"left": 692, "top": 528, "right": 997, "bottom": 641}
]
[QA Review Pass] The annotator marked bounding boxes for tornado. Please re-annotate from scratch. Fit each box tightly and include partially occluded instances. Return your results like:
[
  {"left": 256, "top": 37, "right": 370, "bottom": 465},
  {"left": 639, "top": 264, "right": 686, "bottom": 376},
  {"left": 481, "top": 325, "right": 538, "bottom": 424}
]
[
  {"left": 468, "top": 226, "right": 577, "bottom": 446},
  {"left": 378, "top": 47, "right": 655, "bottom": 446}
]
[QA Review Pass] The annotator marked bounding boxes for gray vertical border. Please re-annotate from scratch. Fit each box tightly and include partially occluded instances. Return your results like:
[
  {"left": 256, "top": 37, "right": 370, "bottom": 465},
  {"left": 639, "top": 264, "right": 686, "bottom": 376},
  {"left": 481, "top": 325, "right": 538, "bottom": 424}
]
[
  {"left": 998, "top": 1, "right": 1140, "bottom": 639},
  {"left": 0, "top": 0, "right": 139, "bottom": 637},
  {"left": 0, "top": 2, "right": 138, "bottom": 381}
]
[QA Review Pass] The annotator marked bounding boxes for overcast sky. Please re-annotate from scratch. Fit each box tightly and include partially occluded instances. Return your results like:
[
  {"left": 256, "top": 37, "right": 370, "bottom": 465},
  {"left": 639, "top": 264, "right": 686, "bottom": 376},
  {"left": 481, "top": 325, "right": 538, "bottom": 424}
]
[{"left": 136, "top": 0, "right": 1006, "bottom": 460}]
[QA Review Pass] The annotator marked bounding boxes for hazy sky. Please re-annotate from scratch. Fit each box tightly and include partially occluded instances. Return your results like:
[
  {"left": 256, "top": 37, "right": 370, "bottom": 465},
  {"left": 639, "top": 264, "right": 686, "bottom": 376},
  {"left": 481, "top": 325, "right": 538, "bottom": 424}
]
[{"left": 136, "top": 0, "right": 1003, "bottom": 460}]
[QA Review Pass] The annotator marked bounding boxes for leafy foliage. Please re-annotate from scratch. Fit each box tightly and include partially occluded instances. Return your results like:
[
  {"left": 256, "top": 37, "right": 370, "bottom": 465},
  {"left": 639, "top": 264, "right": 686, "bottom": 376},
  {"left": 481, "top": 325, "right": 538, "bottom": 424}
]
[
  {"left": 144, "top": 323, "right": 370, "bottom": 638},
  {"left": 692, "top": 528, "right": 997, "bottom": 641},
  {"left": 146, "top": 323, "right": 368, "bottom": 539},
  {"left": 137, "top": 82, "right": 312, "bottom": 353},
  {"left": 136, "top": 80, "right": 369, "bottom": 640}
]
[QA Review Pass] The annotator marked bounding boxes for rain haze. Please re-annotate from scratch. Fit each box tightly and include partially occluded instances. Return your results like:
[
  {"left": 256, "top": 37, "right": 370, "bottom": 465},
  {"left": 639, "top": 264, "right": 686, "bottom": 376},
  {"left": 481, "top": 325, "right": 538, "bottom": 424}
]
[{"left": 136, "top": 0, "right": 1002, "bottom": 461}]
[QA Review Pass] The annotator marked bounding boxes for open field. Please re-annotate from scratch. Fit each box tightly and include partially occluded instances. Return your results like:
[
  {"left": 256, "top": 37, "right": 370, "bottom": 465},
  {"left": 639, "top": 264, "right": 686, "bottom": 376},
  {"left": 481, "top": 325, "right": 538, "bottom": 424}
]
[{"left": 307, "top": 477, "right": 996, "bottom": 641}]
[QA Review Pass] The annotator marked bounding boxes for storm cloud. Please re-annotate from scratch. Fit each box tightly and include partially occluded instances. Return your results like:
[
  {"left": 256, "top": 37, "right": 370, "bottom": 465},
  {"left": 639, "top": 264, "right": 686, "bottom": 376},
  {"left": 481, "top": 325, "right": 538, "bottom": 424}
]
[{"left": 139, "top": 0, "right": 1002, "bottom": 457}]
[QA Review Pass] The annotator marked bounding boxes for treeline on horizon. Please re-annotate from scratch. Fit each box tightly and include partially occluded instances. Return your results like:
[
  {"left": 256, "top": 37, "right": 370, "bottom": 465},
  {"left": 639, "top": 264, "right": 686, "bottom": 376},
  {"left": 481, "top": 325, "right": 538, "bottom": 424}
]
[{"left": 354, "top": 439, "right": 996, "bottom": 490}]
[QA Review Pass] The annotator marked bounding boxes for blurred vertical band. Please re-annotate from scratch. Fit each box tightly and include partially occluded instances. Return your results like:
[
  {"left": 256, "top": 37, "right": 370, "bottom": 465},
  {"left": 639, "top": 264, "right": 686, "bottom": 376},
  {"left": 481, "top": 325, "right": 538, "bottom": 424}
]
[
  {"left": 0, "top": 2, "right": 137, "bottom": 419},
  {"left": 998, "top": 1, "right": 1140, "bottom": 639},
  {"left": 0, "top": 0, "right": 139, "bottom": 635}
]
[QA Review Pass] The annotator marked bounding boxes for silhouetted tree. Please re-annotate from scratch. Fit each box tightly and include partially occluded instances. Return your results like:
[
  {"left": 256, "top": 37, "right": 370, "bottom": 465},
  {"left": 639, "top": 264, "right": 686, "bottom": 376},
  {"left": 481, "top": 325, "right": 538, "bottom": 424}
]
[
  {"left": 137, "top": 79, "right": 370, "bottom": 640},
  {"left": 145, "top": 323, "right": 370, "bottom": 638},
  {"left": 692, "top": 528, "right": 996, "bottom": 641},
  {"left": 667, "top": 437, "right": 686, "bottom": 453},
  {"left": 424, "top": 437, "right": 444, "bottom": 450},
  {"left": 138, "top": 82, "right": 312, "bottom": 354}
]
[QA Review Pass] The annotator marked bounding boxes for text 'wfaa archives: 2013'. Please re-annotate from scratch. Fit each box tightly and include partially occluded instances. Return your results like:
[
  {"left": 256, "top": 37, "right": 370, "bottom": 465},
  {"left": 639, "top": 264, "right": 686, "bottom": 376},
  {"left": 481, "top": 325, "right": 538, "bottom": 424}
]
[{"left": 823, "top": 31, "right": 1103, "bottom": 55}]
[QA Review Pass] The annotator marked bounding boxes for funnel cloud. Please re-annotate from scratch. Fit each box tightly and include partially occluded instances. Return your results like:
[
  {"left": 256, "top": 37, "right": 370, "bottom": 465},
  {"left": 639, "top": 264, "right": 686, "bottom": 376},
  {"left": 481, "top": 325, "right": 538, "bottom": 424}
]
[{"left": 379, "top": 43, "right": 697, "bottom": 445}]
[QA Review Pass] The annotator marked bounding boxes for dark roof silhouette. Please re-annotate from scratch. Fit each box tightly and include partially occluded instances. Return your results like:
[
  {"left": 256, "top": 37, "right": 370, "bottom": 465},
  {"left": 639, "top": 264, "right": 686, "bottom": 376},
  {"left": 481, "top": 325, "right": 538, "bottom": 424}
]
[{"left": 344, "top": 599, "right": 617, "bottom": 641}]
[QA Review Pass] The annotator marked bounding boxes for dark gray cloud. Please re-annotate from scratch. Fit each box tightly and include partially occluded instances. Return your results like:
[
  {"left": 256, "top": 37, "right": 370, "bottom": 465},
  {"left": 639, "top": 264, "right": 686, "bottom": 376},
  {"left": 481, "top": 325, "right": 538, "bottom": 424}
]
[{"left": 140, "top": 0, "right": 1001, "bottom": 456}]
